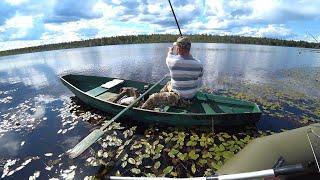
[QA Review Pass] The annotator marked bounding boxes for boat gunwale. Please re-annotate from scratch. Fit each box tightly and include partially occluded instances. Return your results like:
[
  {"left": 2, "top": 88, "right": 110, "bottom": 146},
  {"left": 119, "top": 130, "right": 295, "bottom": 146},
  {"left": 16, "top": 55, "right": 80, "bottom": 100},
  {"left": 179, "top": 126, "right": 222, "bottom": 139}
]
[{"left": 59, "top": 74, "right": 262, "bottom": 117}]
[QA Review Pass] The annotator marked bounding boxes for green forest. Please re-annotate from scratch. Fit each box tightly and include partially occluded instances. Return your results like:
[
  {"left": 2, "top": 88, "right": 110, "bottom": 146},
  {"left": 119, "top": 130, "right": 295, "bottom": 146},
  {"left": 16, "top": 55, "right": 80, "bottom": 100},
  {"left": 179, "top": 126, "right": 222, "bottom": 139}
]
[{"left": 0, "top": 34, "right": 319, "bottom": 57}]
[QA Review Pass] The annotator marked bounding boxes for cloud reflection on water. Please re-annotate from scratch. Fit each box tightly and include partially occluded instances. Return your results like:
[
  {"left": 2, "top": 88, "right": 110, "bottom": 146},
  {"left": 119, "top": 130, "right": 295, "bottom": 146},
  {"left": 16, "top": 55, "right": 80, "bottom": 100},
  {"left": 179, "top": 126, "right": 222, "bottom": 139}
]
[{"left": 0, "top": 43, "right": 319, "bottom": 92}]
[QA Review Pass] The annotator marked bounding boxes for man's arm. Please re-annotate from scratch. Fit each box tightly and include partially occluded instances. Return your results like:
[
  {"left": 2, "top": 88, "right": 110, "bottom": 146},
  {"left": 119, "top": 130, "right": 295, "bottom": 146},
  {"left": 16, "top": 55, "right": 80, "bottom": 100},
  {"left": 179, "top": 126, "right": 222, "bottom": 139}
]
[{"left": 166, "top": 47, "right": 174, "bottom": 67}]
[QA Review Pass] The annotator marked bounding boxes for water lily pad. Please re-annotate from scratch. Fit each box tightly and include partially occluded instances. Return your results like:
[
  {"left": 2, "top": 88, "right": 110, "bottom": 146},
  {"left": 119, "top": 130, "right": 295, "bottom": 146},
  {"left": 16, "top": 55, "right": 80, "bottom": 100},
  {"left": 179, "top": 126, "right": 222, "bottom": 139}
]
[
  {"left": 153, "top": 140, "right": 159, "bottom": 146},
  {"left": 154, "top": 161, "right": 161, "bottom": 169},
  {"left": 186, "top": 140, "right": 197, "bottom": 147},
  {"left": 202, "top": 151, "right": 212, "bottom": 159},
  {"left": 121, "top": 161, "right": 127, "bottom": 168},
  {"left": 170, "top": 171, "right": 178, "bottom": 177},
  {"left": 222, "top": 133, "right": 231, "bottom": 138},
  {"left": 177, "top": 152, "right": 187, "bottom": 161},
  {"left": 191, "top": 163, "right": 196, "bottom": 174},
  {"left": 121, "top": 154, "right": 128, "bottom": 161},
  {"left": 168, "top": 148, "right": 179, "bottom": 158},
  {"left": 218, "top": 144, "right": 225, "bottom": 151},
  {"left": 115, "top": 171, "right": 121, "bottom": 176},
  {"left": 222, "top": 151, "right": 234, "bottom": 159},
  {"left": 204, "top": 169, "right": 213, "bottom": 176},
  {"left": 218, "top": 136, "right": 225, "bottom": 142},
  {"left": 153, "top": 154, "right": 161, "bottom": 160},
  {"left": 163, "top": 166, "right": 173, "bottom": 174},
  {"left": 232, "top": 135, "right": 238, "bottom": 140},
  {"left": 131, "top": 168, "right": 141, "bottom": 174},
  {"left": 132, "top": 144, "right": 142, "bottom": 149},
  {"left": 128, "top": 158, "right": 136, "bottom": 165},
  {"left": 199, "top": 159, "right": 207, "bottom": 165},
  {"left": 188, "top": 150, "right": 199, "bottom": 160}
]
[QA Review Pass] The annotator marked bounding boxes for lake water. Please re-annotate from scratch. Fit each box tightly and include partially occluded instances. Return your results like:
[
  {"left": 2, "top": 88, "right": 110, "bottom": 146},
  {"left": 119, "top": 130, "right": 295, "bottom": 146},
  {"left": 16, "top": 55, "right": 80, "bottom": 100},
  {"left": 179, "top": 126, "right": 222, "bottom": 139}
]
[{"left": 0, "top": 43, "right": 319, "bottom": 179}]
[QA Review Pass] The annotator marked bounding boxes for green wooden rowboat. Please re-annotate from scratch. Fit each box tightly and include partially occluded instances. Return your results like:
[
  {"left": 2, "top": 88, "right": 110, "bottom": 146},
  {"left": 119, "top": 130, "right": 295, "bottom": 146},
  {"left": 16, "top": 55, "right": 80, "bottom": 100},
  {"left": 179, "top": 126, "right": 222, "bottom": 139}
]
[{"left": 60, "top": 74, "right": 262, "bottom": 126}]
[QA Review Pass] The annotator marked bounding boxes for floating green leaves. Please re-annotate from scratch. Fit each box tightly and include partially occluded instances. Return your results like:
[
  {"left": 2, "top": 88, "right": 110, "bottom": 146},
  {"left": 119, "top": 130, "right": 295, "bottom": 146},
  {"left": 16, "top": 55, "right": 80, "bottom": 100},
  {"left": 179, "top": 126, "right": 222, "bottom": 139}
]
[
  {"left": 191, "top": 163, "right": 196, "bottom": 174},
  {"left": 186, "top": 134, "right": 198, "bottom": 147},
  {"left": 121, "top": 161, "right": 127, "bottom": 168},
  {"left": 163, "top": 166, "right": 173, "bottom": 175},
  {"left": 199, "top": 134, "right": 213, "bottom": 147},
  {"left": 222, "top": 151, "right": 234, "bottom": 160},
  {"left": 188, "top": 150, "right": 199, "bottom": 160},
  {"left": 202, "top": 151, "right": 212, "bottom": 159},
  {"left": 168, "top": 148, "right": 179, "bottom": 158},
  {"left": 154, "top": 161, "right": 161, "bottom": 170},
  {"left": 131, "top": 168, "right": 141, "bottom": 174},
  {"left": 177, "top": 152, "right": 187, "bottom": 161},
  {"left": 152, "top": 154, "right": 161, "bottom": 160}
]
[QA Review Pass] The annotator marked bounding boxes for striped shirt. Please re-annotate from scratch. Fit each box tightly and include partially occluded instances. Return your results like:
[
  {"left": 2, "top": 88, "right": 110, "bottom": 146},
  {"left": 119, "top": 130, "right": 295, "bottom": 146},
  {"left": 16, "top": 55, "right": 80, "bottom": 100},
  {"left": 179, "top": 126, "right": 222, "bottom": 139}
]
[{"left": 166, "top": 52, "right": 203, "bottom": 99}]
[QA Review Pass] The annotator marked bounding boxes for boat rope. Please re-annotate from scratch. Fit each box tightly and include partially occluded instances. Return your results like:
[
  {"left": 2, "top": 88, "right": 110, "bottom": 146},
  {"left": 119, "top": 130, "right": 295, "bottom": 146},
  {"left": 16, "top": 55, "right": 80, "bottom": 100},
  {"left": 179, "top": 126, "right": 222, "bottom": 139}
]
[{"left": 306, "top": 128, "right": 320, "bottom": 173}]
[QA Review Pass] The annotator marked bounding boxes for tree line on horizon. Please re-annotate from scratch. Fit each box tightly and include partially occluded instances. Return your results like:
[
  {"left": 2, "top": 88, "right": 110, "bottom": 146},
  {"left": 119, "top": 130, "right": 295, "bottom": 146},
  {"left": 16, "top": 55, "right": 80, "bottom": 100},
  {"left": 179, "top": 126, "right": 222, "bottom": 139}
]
[{"left": 0, "top": 34, "right": 318, "bottom": 57}]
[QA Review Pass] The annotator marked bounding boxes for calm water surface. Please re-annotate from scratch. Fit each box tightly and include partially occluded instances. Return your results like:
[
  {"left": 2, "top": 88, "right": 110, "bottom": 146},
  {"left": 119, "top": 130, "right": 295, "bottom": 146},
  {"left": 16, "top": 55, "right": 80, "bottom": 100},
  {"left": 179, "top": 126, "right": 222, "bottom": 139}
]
[{"left": 0, "top": 43, "right": 319, "bottom": 179}]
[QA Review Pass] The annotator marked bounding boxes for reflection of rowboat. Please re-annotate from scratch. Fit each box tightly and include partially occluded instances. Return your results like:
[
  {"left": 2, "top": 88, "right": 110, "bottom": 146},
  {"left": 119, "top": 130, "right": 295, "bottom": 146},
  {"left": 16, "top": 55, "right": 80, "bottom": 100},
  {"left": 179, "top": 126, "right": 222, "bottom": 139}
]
[{"left": 60, "top": 74, "right": 262, "bottom": 126}]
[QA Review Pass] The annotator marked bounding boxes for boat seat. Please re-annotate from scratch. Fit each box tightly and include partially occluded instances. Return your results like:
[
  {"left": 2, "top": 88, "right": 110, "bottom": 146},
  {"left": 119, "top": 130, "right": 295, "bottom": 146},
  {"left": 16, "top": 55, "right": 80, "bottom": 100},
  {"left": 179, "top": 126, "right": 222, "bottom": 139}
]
[
  {"left": 201, "top": 103, "right": 216, "bottom": 114},
  {"left": 198, "top": 93, "right": 225, "bottom": 114},
  {"left": 86, "top": 79, "right": 124, "bottom": 97},
  {"left": 86, "top": 86, "right": 108, "bottom": 97},
  {"left": 101, "top": 79, "right": 124, "bottom": 89}
]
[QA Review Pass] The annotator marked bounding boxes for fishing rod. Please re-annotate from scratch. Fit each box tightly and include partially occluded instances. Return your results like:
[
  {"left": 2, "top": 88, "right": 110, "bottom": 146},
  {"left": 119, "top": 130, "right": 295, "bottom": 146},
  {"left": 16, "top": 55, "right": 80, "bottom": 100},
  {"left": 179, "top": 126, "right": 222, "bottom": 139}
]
[{"left": 168, "top": 0, "right": 182, "bottom": 36}]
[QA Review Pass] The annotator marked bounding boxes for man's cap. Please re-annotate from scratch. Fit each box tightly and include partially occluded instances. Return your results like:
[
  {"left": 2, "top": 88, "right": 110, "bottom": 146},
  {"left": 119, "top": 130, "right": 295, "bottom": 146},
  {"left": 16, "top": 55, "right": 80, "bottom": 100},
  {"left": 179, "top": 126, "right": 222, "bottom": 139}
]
[{"left": 173, "top": 36, "right": 191, "bottom": 49}]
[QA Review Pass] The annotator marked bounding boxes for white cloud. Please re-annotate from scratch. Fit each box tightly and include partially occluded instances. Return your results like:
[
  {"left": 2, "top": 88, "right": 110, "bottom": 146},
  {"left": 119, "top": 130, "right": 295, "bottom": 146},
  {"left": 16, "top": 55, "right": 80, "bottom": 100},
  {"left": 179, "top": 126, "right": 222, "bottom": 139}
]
[
  {"left": 147, "top": 3, "right": 161, "bottom": 13},
  {"left": 237, "top": 24, "right": 294, "bottom": 39},
  {"left": 93, "top": 0, "right": 120, "bottom": 19},
  {"left": 5, "top": 15, "right": 33, "bottom": 29},
  {"left": 0, "top": 15, "right": 38, "bottom": 42}
]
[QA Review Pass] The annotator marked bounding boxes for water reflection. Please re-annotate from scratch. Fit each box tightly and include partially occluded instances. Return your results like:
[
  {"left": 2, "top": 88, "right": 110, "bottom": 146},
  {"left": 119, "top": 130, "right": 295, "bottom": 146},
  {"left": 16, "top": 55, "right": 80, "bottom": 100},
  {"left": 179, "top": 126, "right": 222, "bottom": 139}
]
[{"left": 0, "top": 43, "right": 319, "bottom": 90}]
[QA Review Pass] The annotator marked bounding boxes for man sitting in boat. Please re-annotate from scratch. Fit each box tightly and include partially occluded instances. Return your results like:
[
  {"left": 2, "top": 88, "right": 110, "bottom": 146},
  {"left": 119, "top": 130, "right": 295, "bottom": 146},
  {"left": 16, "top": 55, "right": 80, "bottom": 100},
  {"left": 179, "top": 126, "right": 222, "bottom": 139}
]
[{"left": 142, "top": 36, "right": 203, "bottom": 110}]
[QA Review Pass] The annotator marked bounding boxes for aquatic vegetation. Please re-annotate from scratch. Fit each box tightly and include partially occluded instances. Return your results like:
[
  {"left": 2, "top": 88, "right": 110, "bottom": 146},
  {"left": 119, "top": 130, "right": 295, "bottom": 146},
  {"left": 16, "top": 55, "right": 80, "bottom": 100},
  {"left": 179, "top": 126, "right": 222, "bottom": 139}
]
[
  {"left": 58, "top": 66, "right": 318, "bottom": 178},
  {"left": 0, "top": 96, "right": 13, "bottom": 104},
  {"left": 1, "top": 156, "right": 40, "bottom": 179},
  {"left": 0, "top": 95, "right": 50, "bottom": 138},
  {"left": 1, "top": 159, "right": 18, "bottom": 178},
  {"left": 1, "top": 66, "right": 318, "bottom": 178},
  {"left": 69, "top": 120, "right": 260, "bottom": 178},
  {"left": 29, "top": 171, "right": 40, "bottom": 180},
  {"left": 59, "top": 165, "right": 77, "bottom": 179},
  {"left": 215, "top": 68, "right": 320, "bottom": 126}
]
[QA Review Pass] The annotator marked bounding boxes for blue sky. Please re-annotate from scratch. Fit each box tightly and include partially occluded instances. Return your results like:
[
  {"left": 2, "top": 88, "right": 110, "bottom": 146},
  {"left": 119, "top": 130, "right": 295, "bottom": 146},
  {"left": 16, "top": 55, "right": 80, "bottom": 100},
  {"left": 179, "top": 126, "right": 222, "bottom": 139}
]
[{"left": 0, "top": 0, "right": 319, "bottom": 51}]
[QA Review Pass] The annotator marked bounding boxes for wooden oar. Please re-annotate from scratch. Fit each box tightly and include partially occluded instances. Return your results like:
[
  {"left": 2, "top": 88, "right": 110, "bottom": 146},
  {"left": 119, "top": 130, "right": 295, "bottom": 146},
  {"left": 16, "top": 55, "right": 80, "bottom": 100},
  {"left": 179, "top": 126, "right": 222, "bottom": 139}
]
[{"left": 68, "top": 75, "right": 169, "bottom": 158}]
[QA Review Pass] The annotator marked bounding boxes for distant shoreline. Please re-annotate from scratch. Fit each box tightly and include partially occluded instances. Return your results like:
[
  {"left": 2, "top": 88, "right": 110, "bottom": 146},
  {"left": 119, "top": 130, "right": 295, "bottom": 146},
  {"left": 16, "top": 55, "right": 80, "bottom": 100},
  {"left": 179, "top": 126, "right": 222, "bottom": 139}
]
[{"left": 0, "top": 34, "right": 318, "bottom": 57}]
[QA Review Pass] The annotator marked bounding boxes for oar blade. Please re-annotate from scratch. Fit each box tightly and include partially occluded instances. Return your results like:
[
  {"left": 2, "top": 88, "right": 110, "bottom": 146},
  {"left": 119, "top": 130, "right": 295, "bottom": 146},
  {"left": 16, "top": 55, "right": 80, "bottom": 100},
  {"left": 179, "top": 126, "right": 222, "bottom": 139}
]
[{"left": 68, "top": 129, "right": 104, "bottom": 159}]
